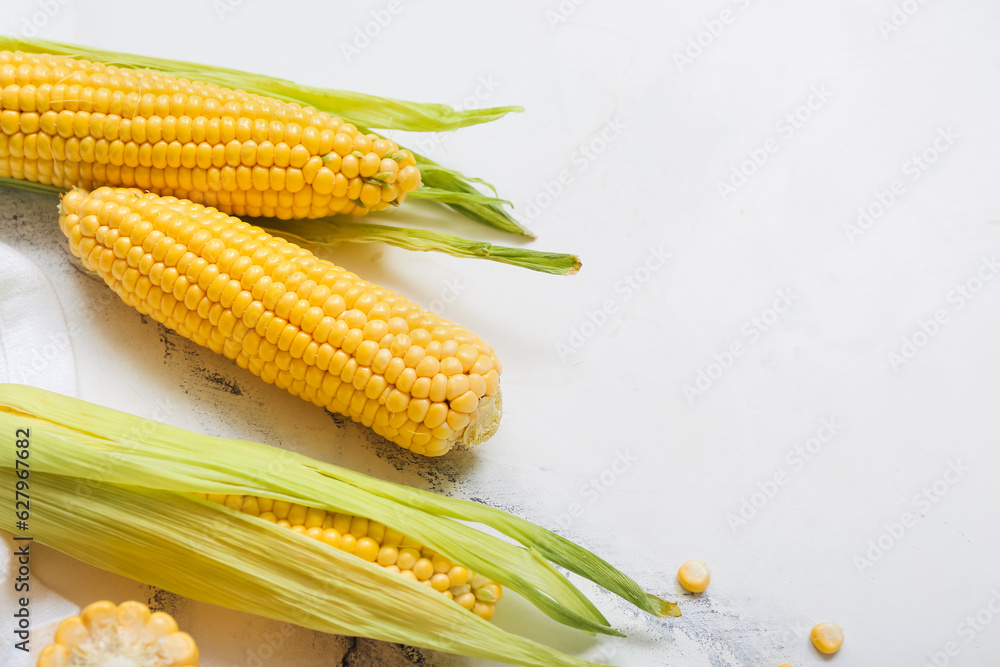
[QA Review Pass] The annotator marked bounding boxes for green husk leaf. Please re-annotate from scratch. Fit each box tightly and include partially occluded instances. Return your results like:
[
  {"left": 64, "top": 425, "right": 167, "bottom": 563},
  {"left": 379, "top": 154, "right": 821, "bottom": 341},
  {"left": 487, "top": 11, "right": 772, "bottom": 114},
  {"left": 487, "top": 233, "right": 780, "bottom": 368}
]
[
  {"left": 0, "top": 177, "right": 575, "bottom": 274},
  {"left": 0, "top": 175, "right": 64, "bottom": 197},
  {"left": 0, "top": 37, "right": 521, "bottom": 133},
  {"left": 0, "top": 385, "right": 677, "bottom": 666},
  {"left": 1, "top": 37, "right": 529, "bottom": 234},
  {"left": 263, "top": 218, "right": 581, "bottom": 275},
  {"left": 412, "top": 159, "right": 533, "bottom": 237},
  {"left": 409, "top": 186, "right": 511, "bottom": 207}
]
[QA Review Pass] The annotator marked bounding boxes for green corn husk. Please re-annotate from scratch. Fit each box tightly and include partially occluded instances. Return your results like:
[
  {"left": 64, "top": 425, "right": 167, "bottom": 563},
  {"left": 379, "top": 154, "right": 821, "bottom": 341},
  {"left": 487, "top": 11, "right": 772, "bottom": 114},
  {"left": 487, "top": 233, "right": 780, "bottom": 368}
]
[
  {"left": 0, "top": 385, "right": 676, "bottom": 667},
  {"left": 264, "top": 218, "right": 580, "bottom": 275},
  {"left": 0, "top": 37, "right": 527, "bottom": 236},
  {"left": 0, "top": 177, "right": 577, "bottom": 274}
]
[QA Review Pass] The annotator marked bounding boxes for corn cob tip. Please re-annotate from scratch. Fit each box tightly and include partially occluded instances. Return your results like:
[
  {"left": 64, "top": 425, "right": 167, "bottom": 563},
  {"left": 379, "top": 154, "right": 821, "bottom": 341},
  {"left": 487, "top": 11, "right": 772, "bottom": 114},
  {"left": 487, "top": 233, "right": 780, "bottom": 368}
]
[{"left": 457, "top": 388, "right": 501, "bottom": 449}]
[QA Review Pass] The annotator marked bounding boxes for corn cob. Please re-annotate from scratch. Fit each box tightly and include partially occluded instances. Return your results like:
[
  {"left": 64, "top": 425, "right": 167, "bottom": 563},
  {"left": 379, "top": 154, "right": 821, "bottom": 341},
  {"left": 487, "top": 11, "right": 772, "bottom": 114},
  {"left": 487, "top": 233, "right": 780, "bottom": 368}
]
[
  {"left": 58, "top": 187, "right": 502, "bottom": 456},
  {"left": 202, "top": 493, "right": 502, "bottom": 620},
  {"left": 2, "top": 385, "right": 679, "bottom": 667},
  {"left": 0, "top": 50, "right": 421, "bottom": 219},
  {"left": 39, "top": 600, "right": 198, "bottom": 667}
]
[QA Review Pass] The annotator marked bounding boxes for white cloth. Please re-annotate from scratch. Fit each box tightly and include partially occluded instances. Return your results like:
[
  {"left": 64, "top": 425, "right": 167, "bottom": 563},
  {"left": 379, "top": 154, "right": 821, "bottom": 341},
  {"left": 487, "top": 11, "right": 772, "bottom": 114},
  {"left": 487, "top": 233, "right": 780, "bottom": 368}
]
[{"left": 0, "top": 241, "right": 78, "bottom": 666}]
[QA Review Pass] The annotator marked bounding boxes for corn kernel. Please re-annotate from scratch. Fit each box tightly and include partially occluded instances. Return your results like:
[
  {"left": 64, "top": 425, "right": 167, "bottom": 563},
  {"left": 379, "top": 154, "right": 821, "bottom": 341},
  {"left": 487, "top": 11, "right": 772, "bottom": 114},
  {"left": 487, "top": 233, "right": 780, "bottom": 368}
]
[
  {"left": 810, "top": 622, "right": 843, "bottom": 654},
  {"left": 677, "top": 560, "right": 710, "bottom": 593}
]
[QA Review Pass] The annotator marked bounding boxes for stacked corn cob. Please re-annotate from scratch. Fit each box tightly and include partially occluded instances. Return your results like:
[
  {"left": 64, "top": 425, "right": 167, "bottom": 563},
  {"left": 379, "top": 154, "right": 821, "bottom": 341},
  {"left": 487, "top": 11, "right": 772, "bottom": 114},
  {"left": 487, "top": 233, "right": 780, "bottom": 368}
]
[
  {"left": 60, "top": 187, "right": 502, "bottom": 455},
  {"left": 0, "top": 50, "right": 421, "bottom": 219}
]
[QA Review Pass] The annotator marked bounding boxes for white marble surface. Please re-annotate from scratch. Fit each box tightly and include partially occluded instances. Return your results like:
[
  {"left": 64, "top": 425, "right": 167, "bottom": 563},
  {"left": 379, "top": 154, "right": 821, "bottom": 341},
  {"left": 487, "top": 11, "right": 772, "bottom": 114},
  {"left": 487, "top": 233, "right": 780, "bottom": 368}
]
[{"left": 1, "top": 1, "right": 1000, "bottom": 665}]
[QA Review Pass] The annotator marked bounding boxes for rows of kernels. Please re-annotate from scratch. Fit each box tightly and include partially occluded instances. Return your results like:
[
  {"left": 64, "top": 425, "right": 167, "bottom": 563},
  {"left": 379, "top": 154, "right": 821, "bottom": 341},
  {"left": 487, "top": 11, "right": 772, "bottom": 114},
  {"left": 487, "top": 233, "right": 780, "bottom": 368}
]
[
  {"left": 58, "top": 188, "right": 501, "bottom": 456},
  {"left": 0, "top": 50, "right": 420, "bottom": 218},
  {"left": 204, "top": 494, "right": 500, "bottom": 620},
  {"left": 38, "top": 600, "right": 199, "bottom": 667}
]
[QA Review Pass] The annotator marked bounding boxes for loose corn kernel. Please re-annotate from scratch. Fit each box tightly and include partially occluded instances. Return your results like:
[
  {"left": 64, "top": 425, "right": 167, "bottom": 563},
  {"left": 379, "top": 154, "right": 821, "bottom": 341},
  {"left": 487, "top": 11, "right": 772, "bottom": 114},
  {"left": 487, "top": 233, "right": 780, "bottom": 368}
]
[
  {"left": 677, "top": 560, "right": 710, "bottom": 593},
  {"left": 810, "top": 622, "right": 843, "bottom": 654}
]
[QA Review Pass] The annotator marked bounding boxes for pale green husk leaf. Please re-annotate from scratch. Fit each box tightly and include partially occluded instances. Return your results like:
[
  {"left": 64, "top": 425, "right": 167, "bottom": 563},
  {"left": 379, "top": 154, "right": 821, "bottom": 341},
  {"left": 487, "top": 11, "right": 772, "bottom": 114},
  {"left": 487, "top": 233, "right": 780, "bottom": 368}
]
[
  {"left": 0, "top": 385, "right": 677, "bottom": 667},
  {"left": 0, "top": 177, "right": 575, "bottom": 274},
  {"left": 263, "top": 218, "right": 580, "bottom": 275}
]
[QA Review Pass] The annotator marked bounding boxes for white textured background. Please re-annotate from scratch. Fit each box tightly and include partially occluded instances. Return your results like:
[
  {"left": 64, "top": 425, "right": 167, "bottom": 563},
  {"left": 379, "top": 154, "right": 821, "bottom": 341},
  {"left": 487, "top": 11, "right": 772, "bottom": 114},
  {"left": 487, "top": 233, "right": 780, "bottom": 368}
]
[{"left": 1, "top": 1, "right": 1000, "bottom": 666}]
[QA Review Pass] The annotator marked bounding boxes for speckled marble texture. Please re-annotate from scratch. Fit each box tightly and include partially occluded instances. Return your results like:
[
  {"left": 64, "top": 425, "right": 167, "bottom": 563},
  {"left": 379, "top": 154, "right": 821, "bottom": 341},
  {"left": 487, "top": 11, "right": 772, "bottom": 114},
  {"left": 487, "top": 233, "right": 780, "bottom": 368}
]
[{"left": 1, "top": 1, "right": 1000, "bottom": 665}]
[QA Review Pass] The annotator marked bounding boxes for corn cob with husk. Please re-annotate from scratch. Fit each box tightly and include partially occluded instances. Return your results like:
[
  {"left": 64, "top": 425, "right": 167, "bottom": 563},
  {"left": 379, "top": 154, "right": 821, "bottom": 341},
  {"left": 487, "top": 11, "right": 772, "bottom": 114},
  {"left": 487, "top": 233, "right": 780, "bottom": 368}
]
[
  {"left": 0, "top": 35, "right": 529, "bottom": 237},
  {"left": 0, "top": 49, "right": 422, "bottom": 218},
  {"left": 39, "top": 601, "right": 199, "bottom": 667},
  {"left": 59, "top": 187, "right": 501, "bottom": 456},
  {"left": 0, "top": 385, "right": 678, "bottom": 667},
  {"left": 0, "top": 40, "right": 581, "bottom": 275},
  {"left": 200, "top": 492, "right": 505, "bottom": 620}
]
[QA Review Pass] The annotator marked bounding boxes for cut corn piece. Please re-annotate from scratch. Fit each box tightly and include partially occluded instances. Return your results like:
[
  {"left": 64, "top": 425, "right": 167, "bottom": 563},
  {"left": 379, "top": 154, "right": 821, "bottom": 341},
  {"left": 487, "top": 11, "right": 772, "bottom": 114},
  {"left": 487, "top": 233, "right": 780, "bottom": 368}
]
[
  {"left": 58, "top": 187, "right": 502, "bottom": 456},
  {"left": 38, "top": 600, "right": 198, "bottom": 667},
  {"left": 202, "top": 493, "right": 500, "bottom": 619},
  {"left": 0, "top": 50, "right": 420, "bottom": 218}
]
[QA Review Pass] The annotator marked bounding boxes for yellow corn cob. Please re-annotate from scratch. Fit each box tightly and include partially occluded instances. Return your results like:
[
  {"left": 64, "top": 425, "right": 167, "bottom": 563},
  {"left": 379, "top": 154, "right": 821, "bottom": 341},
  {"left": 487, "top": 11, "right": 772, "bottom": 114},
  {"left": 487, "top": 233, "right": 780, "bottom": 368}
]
[
  {"left": 202, "top": 493, "right": 502, "bottom": 620},
  {"left": 58, "top": 187, "right": 502, "bottom": 456},
  {"left": 39, "top": 600, "right": 198, "bottom": 667},
  {"left": 0, "top": 50, "right": 421, "bottom": 218}
]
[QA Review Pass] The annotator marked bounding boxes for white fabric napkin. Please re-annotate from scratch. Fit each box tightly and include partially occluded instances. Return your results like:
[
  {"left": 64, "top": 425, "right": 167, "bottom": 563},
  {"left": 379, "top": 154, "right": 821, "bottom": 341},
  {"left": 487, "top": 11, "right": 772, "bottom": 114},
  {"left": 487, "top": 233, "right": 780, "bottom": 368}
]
[{"left": 0, "top": 241, "right": 79, "bottom": 666}]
